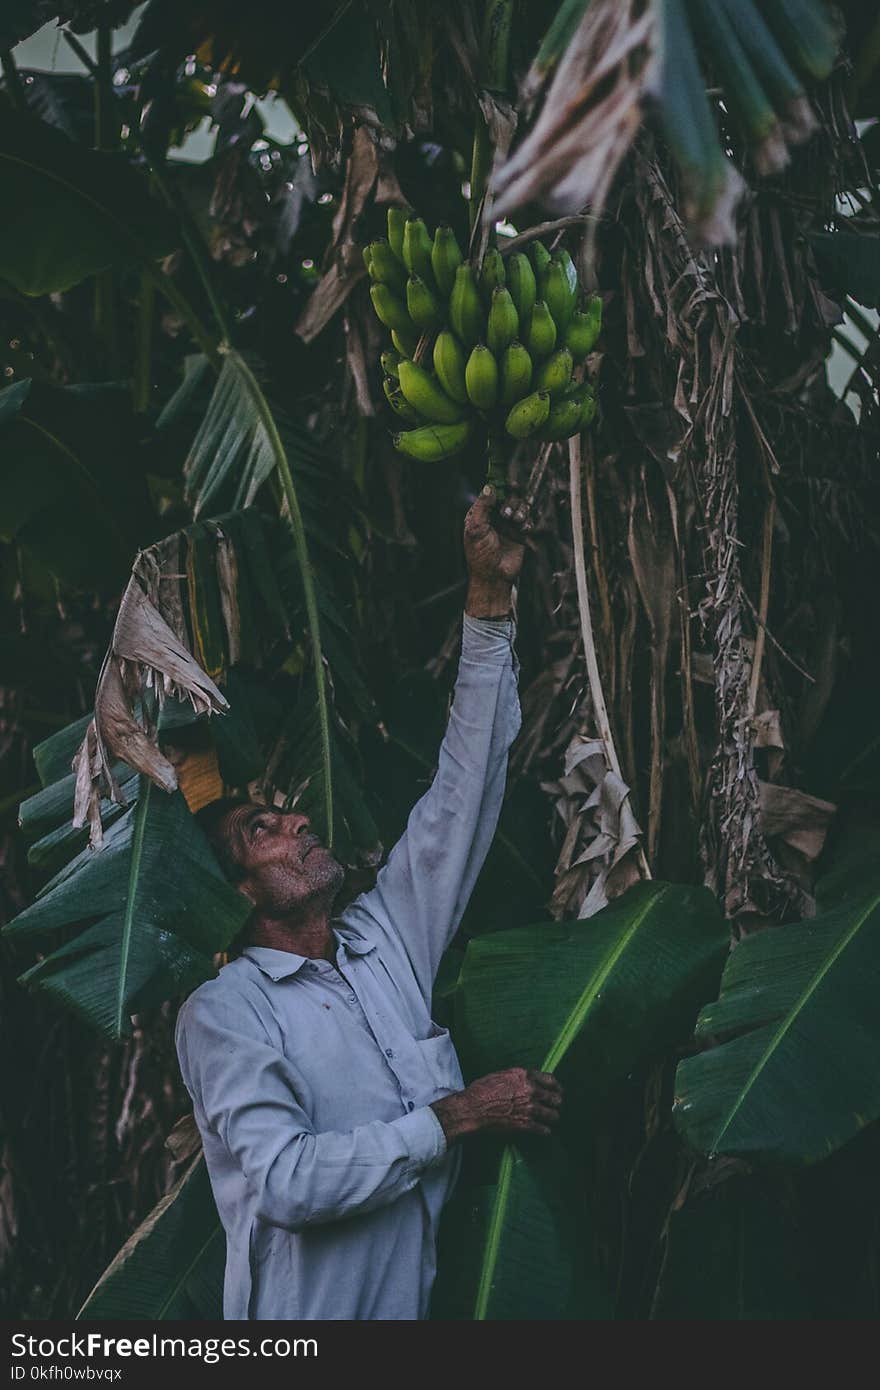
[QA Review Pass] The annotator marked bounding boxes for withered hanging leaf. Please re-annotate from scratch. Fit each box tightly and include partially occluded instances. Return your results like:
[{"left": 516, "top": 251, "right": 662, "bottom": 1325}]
[
  {"left": 71, "top": 577, "right": 229, "bottom": 846},
  {"left": 185, "top": 525, "right": 227, "bottom": 682},
  {"left": 213, "top": 524, "right": 242, "bottom": 667},
  {"left": 493, "top": 1, "right": 651, "bottom": 231},
  {"left": 543, "top": 733, "right": 645, "bottom": 919},
  {"left": 757, "top": 782, "right": 836, "bottom": 865}
]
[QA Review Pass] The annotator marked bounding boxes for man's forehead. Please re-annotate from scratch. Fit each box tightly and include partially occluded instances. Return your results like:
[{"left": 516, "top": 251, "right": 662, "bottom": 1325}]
[
  {"left": 225, "top": 801, "right": 291, "bottom": 834},
  {"left": 224, "top": 802, "right": 266, "bottom": 838}
]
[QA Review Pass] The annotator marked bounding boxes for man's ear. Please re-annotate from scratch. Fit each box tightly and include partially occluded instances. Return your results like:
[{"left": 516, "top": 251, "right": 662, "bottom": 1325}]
[{"left": 236, "top": 875, "right": 258, "bottom": 907}]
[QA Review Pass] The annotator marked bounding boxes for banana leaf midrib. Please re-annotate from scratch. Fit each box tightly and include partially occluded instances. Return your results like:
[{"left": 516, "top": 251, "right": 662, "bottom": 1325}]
[
  {"left": 706, "top": 887, "right": 880, "bottom": 1153},
  {"left": 115, "top": 776, "right": 151, "bottom": 1036},
  {"left": 473, "top": 882, "right": 670, "bottom": 1318},
  {"left": 198, "top": 350, "right": 334, "bottom": 847}
]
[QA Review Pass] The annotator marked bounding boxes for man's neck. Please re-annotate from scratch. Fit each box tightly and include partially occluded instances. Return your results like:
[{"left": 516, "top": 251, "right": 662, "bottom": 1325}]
[{"left": 245, "top": 900, "right": 336, "bottom": 963}]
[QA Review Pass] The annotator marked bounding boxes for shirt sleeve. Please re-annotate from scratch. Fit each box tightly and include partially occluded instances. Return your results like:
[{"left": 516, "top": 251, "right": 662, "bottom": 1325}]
[
  {"left": 175, "top": 993, "right": 448, "bottom": 1234},
  {"left": 343, "top": 613, "right": 521, "bottom": 1005}
]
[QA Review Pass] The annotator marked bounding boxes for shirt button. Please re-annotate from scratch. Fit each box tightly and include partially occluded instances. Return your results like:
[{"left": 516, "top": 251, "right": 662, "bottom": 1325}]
[
  {"left": 385, "top": 1048, "right": 394, "bottom": 1058},
  {"left": 348, "top": 995, "right": 357, "bottom": 1004}
]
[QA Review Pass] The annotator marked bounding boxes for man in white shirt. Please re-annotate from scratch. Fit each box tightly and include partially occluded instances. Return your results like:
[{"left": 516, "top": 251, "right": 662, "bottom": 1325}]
[{"left": 175, "top": 487, "right": 563, "bottom": 1320}]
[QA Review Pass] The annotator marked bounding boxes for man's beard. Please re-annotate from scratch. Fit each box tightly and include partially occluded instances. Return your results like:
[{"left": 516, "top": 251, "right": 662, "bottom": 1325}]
[{"left": 284, "top": 848, "right": 346, "bottom": 910}]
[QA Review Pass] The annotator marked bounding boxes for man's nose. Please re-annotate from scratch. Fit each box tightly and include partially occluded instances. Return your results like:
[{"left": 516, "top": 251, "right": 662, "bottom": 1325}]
[{"left": 284, "top": 812, "right": 310, "bottom": 836}]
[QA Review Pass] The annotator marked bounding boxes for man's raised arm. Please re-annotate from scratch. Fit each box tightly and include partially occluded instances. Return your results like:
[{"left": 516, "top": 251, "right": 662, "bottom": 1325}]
[{"left": 342, "top": 488, "right": 530, "bottom": 1005}]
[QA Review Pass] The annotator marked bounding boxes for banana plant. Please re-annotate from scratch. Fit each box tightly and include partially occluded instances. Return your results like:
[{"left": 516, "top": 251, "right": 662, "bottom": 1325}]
[
  {"left": 8, "top": 783, "right": 251, "bottom": 1039},
  {"left": 431, "top": 880, "right": 728, "bottom": 1319},
  {"left": 6, "top": 508, "right": 377, "bottom": 1038},
  {"left": 0, "top": 376, "right": 153, "bottom": 590},
  {"left": 0, "top": 105, "right": 216, "bottom": 357},
  {"left": 673, "top": 852, "right": 880, "bottom": 1164}
]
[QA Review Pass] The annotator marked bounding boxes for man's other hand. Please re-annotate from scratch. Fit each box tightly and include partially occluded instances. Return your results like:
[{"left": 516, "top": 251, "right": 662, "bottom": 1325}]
[
  {"left": 430, "top": 1067, "right": 563, "bottom": 1143},
  {"left": 463, "top": 486, "right": 531, "bottom": 618}
]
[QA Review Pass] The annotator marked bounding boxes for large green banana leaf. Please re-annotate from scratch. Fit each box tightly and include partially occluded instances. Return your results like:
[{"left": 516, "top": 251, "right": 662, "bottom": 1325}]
[
  {"left": 0, "top": 377, "right": 153, "bottom": 589},
  {"left": 0, "top": 108, "right": 176, "bottom": 296},
  {"left": 432, "top": 881, "right": 727, "bottom": 1319},
  {"left": 432, "top": 1141, "right": 611, "bottom": 1320},
  {"left": 5, "top": 781, "right": 251, "bottom": 1038},
  {"left": 78, "top": 1153, "right": 224, "bottom": 1320},
  {"left": 673, "top": 863, "right": 880, "bottom": 1163}
]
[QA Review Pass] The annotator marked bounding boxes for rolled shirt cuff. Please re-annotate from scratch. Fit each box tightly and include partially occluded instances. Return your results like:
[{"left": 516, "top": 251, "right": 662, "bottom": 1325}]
[
  {"left": 395, "top": 1104, "right": 448, "bottom": 1175},
  {"left": 462, "top": 612, "right": 517, "bottom": 663}
]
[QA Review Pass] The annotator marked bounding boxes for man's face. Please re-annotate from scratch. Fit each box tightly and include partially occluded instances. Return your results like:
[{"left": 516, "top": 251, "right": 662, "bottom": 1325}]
[{"left": 221, "top": 804, "right": 345, "bottom": 916}]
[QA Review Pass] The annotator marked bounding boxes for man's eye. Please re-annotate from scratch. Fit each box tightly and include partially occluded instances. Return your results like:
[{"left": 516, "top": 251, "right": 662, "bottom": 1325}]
[{"left": 251, "top": 820, "right": 269, "bottom": 837}]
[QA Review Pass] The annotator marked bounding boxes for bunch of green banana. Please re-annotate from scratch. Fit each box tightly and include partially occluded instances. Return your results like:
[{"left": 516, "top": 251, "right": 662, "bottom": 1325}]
[{"left": 365, "top": 209, "right": 602, "bottom": 462}]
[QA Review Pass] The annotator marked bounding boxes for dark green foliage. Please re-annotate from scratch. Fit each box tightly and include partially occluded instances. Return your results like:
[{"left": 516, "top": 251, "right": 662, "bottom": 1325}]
[{"left": 0, "top": 108, "right": 176, "bottom": 296}]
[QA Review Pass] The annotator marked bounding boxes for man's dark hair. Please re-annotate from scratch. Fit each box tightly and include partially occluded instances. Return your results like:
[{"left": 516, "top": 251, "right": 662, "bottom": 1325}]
[{"left": 195, "top": 795, "right": 252, "bottom": 883}]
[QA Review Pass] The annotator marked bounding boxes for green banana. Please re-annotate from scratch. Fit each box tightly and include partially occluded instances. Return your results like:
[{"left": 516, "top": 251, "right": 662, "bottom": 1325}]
[
  {"left": 544, "top": 256, "right": 577, "bottom": 333},
  {"left": 564, "top": 295, "right": 602, "bottom": 360},
  {"left": 381, "top": 349, "right": 402, "bottom": 379},
  {"left": 505, "top": 389, "right": 550, "bottom": 440},
  {"left": 524, "top": 300, "right": 557, "bottom": 359},
  {"left": 480, "top": 247, "right": 506, "bottom": 300},
  {"left": 387, "top": 207, "right": 409, "bottom": 263},
  {"left": 398, "top": 359, "right": 463, "bottom": 424},
  {"left": 433, "top": 330, "right": 469, "bottom": 405},
  {"left": 394, "top": 420, "right": 473, "bottom": 462},
  {"left": 487, "top": 286, "right": 519, "bottom": 354},
  {"left": 506, "top": 252, "right": 537, "bottom": 321},
  {"left": 363, "top": 244, "right": 374, "bottom": 275},
  {"left": 383, "top": 376, "right": 422, "bottom": 426},
  {"left": 370, "top": 283, "right": 415, "bottom": 335},
  {"left": 530, "top": 240, "right": 552, "bottom": 286},
  {"left": 536, "top": 393, "right": 582, "bottom": 441},
  {"left": 367, "top": 239, "right": 407, "bottom": 293},
  {"left": 500, "top": 341, "right": 533, "bottom": 405},
  {"left": 406, "top": 275, "right": 444, "bottom": 331},
  {"left": 403, "top": 218, "right": 436, "bottom": 287},
  {"left": 556, "top": 248, "right": 579, "bottom": 300},
  {"left": 431, "top": 225, "right": 463, "bottom": 297},
  {"left": 465, "top": 345, "right": 499, "bottom": 411},
  {"left": 535, "top": 347, "right": 573, "bottom": 396},
  {"left": 391, "top": 327, "right": 419, "bottom": 359},
  {"left": 449, "top": 265, "right": 484, "bottom": 348}
]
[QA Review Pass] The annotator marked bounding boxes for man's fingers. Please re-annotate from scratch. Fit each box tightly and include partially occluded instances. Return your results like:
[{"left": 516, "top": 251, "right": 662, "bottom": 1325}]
[
  {"left": 532, "top": 1102, "right": 562, "bottom": 1126},
  {"left": 527, "top": 1069, "right": 562, "bottom": 1093},
  {"left": 464, "top": 486, "right": 497, "bottom": 540},
  {"left": 540, "top": 1090, "right": 563, "bottom": 1109},
  {"left": 499, "top": 492, "right": 532, "bottom": 535}
]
